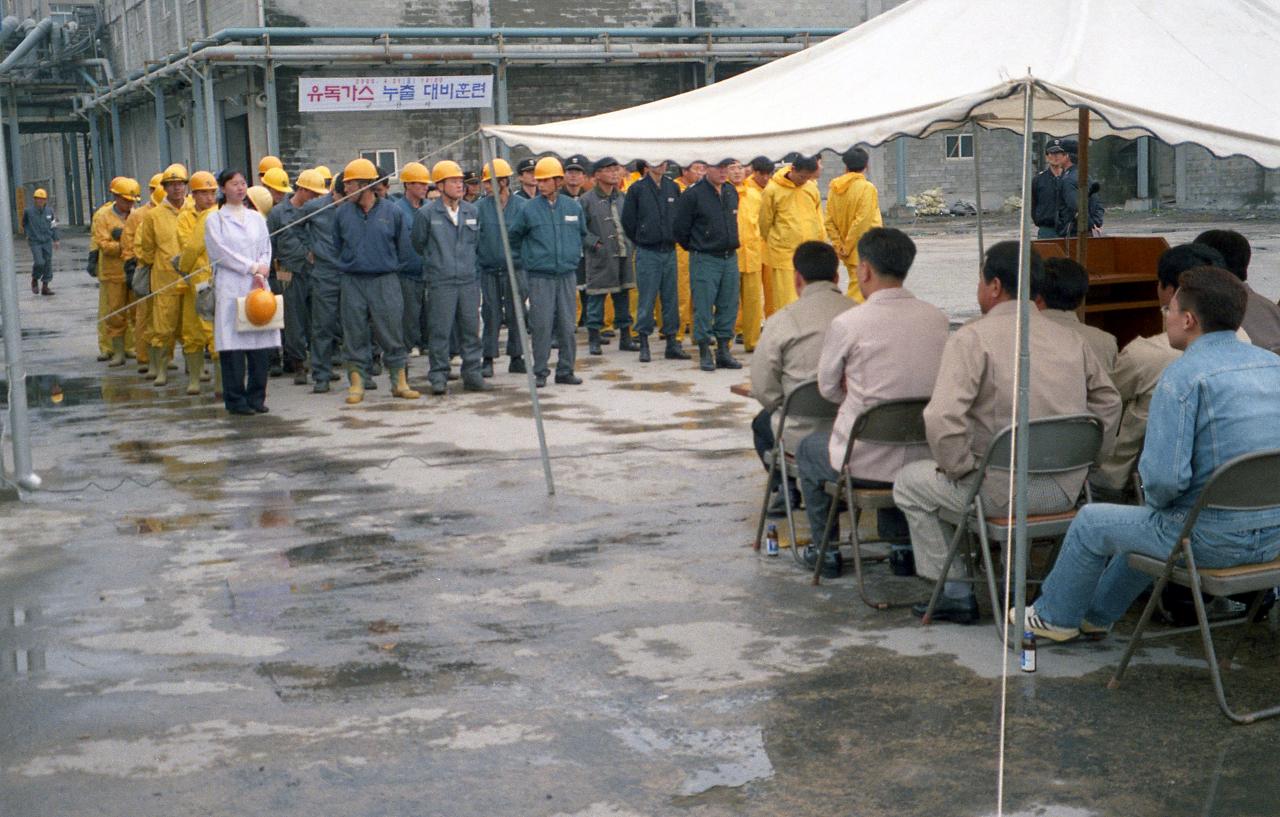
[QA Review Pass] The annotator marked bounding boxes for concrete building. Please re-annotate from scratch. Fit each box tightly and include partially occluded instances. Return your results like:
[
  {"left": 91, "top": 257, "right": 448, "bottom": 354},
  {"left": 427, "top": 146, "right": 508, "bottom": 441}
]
[{"left": 5, "top": 0, "right": 1277, "bottom": 229}]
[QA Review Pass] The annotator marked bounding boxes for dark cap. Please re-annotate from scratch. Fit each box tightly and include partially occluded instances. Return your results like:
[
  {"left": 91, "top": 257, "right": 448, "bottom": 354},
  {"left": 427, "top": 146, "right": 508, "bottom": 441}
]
[
  {"left": 781, "top": 151, "right": 803, "bottom": 165},
  {"left": 565, "top": 154, "right": 589, "bottom": 171},
  {"left": 714, "top": 158, "right": 737, "bottom": 168},
  {"left": 463, "top": 169, "right": 480, "bottom": 184},
  {"left": 1045, "top": 138, "right": 1069, "bottom": 154},
  {"left": 627, "top": 159, "right": 648, "bottom": 172},
  {"left": 592, "top": 156, "right": 620, "bottom": 174},
  {"left": 516, "top": 157, "right": 537, "bottom": 174}
]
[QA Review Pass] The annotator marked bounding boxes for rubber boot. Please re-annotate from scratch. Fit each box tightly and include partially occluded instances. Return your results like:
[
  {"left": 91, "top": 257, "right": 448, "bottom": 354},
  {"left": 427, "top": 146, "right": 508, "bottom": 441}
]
[
  {"left": 137, "top": 354, "right": 150, "bottom": 375},
  {"left": 665, "top": 337, "right": 691, "bottom": 361},
  {"left": 618, "top": 327, "right": 638, "bottom": 352},
  {"left": 152, "top": 349, "right": 169, "bottom": 386},
  {"left": 391, "top": 368, "right": 421, "bottom": 400},
  {"left": 715, "top": 338, "right": 743, "bottom": 370},
  {"left": 588, "top": 328, "right": 603, "bottom": 356},
  {"left": 184, "top": 352, "right": 204, "bottom": 395},
  {"left": 107, "top": 337, "right": 127, "bottom": 368},
  {"left": 346, "top": 369, "right": 365, "bottom": 405},
  {"left": 638, "top": 334, "right": 651, "bottom": 363},
  {"left": 698, "top": 340, "right": 715, "bottom": 372}
]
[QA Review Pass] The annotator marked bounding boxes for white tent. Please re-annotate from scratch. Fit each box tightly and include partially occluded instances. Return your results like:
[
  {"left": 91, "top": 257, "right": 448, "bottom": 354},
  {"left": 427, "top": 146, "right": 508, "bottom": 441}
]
[{"left": 484, "top": 0, "right": 1280, "bottom": 168}]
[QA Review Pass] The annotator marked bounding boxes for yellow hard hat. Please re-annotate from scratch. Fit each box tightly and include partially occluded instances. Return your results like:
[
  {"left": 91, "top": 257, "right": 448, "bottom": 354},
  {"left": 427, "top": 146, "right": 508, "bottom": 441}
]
[
  {"left": 33, "top": 188, "right": 47, "bottom": 199},
  {"left": 161, "top": 163, "right": 189, "bottom": 184},
  {"left": 482, "top": 158, "right": 514, "bottom": 181},
  {"left": 109, "top": 177, "right": 135, "bottom": 198},
  {"left": 189, "top": 171, "right": 218, "bottom": 192},
  {"left": 246, "top": 185, "right": 274, "bottom": 215},
  {"left": 262, "top": 166, "right": 292, "bottom": 194},
  {"left": 148, "top": 173, "right": 163, "bottom": 191},
  {"left": 314, "top": 165, "right": 333, "bottom": 183},
  {"left": 125, "top": 178, "right": 142, "bottom": 202},
  {"left": 533, "top": 157, "right": 565, "bottom": 180},
  {"left": 295, "top": 169, "right": 328, "bottom": 195},
  {"left": 151, "top": 185, "right": 165, "bottom": 205},
  {"left": 258, "top": 155, "right": 283, "bottom": 176},
  {"left": 343, "top": 158, "right": 379, "bottom": 182},
  {"left": 430, "top": 160, "right": 464, "bottom": 183},
  {"left": 399, "top": 162, "right": 431, "bottom": 185}
]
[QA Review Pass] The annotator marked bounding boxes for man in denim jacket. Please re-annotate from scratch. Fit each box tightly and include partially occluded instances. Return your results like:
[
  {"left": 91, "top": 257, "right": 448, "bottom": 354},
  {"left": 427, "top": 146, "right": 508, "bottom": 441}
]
[{"left": 1026, "top": 267, "right": 1280, "bottom": 642}]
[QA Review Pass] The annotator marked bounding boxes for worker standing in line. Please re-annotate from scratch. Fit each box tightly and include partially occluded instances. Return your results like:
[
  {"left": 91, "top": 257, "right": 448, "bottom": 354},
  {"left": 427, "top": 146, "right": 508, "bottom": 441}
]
[
  {"left": 506, "top": 157, "right": 590, "bottom": 388},
  {"left": 122, "top": 174, "right": 162, "bottom": 373},
  {"left": 92, "top": 177, "right": 138, "bottom": 367},
  {"left": 580, "top": 157, "right": 637, "bottom": 356},
  {"left": 728, "top": 161, "right": 765, "bottom": 352},
  {"left": 477, "top": 157, "right": 528, "bottom": 376},
  {"left": 314, "top": 165, "right": 334, "bottom": 192},
  {"left": 257, "top": 155, "right": 283, "bottom": 187},
  {"left": 23, "top": 188, "right": 59, "bottom": 296},
  {"left": 759, "top": 154, "right": 826, "bottom": 311},
  {"left": 136, "top": 163, "right": 190, "bottom": 387},
  {"left": 673, "top": 161, "right": 707, "bottom": 342},
  {"left": 176, "top": 171, "right": 221, "bottom": 396},
  {"left": 515, "top": 158, "right": 538, "bottom": 200},
  {"left": 561, "top": 155, "right": 592, "bottom": 332},
  {"left": 412, "top": 160, "right": 487, "bottom": 395},
  {"left": 395, "top": 162, "right": 432, "bottom": 365},
  {"left": 744, "top": 157, "right": 776, "bottom": 317},
  {"left": 300, "top": 168, "right": 348, "bottom": 393},
  {"left": 93, "top": 179, "right": 140, "bottom": 361},
  {"left": 825, "top": 147, "right": 883, "bottom": 303},
  {"left": 674, "top": 157, "right": 742, "bottom": 372},
  {"left": 333, "top": 157, "right": 420, "bottom": 405},
  {"left": 269, "top": 169, "right": 322, "bottom": 385},
  {"left": 621, "top": 160, "right": 690, "bottom": 363}
]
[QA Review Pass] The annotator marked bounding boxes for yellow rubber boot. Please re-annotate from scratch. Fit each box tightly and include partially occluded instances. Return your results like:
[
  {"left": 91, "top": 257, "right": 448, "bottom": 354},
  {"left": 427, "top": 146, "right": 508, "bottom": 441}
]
[
  {"left": 346, "top": 369, "right": 365, "bottom": 405},
  {"left": 107, "top": 337, "right": 127, "bottom": 368},
  {"left": 184, "top": 352, "right": 204, "bottom": 395},
  {"left": 152, "top": 349, "right": 169, "bottom": 387},
  {"left": 391, "top": 368, "right": 420, "bottom": 400}
]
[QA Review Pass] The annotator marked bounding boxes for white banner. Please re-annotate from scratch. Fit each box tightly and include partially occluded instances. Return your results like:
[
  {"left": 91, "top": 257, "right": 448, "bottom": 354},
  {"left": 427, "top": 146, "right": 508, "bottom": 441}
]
[{"left": 299, "top": 75, "right": 494, "bottom": 112}]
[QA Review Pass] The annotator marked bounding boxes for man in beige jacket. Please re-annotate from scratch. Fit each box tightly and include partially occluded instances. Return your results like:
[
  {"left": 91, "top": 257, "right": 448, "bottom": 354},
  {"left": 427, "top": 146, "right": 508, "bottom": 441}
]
[
  {"left": 894, "top": 241, "right": 1121, "bottom": 623},
  {"left": 750, "top": 241, "right": 854, "bottom": 518},
  {"left": 1036, "top": 257, "right": 1118, "bottom": 373}
]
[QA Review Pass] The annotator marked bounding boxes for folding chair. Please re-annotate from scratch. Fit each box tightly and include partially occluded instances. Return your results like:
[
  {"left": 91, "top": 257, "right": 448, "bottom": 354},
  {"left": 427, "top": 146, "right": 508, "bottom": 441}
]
[
  {"left": 920, "top": 414, "right": 1105, "bottom": 638},
  {"left": 810, "top": 398, "right": 930, "bottom": 610},
  {"left": 752, "top": 380, "right": 840, "bottom": 566},
  {"left": 1108, "top": 449, "right": 1280, "bottom": 724}
]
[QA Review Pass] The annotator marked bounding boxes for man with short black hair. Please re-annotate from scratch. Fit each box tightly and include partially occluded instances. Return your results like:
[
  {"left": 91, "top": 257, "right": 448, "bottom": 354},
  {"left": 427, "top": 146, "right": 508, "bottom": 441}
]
[
  {"left": 622, "top": 160, "right": 690, "bottom": 363},
  {"left": 674, "top": 158, "right": 742, "bottom": 372},
  {"left": 580, "top": 157, "right": 637, "bottom": 355},
  {"left": 825, "top": 146, "right": 883, "bottom": 303},
  {"left": 1035, "top": 257, "right": 1118, "bottom": 372},
  {"left": 750, "top": 241, "right": 853, "bottom": 522},
  {"left": 796, "top": 228, "right": 949, "bottom": 576},
  {"left": 1194, "top": 229, "right": 1280, "bottom": 352},
  {"left": 1031, "top": 139, "right": 1067, "bottom": 238},
  {"left": 894, "top": 241, "right": 1120, "bottom": 623},
  {"left": 1026, "top": 267, "right": 1280, "bottom": 641},
  {"left": 515, "top": 158, "right": 538, "bottom": 200},
  {"left": 759, "top": 155, "right": 827, "bottom": 311},
  {"left": 1054, "top": 140, "right": 1104, "bottom": 238}
]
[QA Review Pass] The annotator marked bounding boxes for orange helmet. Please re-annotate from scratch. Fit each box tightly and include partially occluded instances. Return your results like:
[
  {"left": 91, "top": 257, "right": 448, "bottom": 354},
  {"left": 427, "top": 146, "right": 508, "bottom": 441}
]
[
  {"left": 188, "top": 171, "right": 218, "bottom": 193},
  {"left": 533, "top": 157, "right": 564, "bottom": 180},
  {"left": 400, "top": 162, "right": 431, "bottom": 184},
  {"left": 258, "top": 155, "right": 283, "bottom": 176},
  {"left": 343, "top": 158, "right": 379, "bottom": 182}
]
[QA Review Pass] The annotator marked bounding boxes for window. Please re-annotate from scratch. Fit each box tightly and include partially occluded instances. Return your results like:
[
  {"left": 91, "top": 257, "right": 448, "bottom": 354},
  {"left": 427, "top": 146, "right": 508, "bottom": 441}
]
[
  {"left": 360, "top": 149, "right": 398, "bottom": 177},
  {"left": 945, "top": 133, "right": 973, "bottom": 160}
]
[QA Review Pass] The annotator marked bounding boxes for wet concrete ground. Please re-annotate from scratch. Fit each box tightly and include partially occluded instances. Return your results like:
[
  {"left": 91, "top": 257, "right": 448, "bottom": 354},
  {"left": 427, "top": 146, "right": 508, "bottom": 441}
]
[{"left": 2, "top": 213, "right": 1279, "bottom": 817}]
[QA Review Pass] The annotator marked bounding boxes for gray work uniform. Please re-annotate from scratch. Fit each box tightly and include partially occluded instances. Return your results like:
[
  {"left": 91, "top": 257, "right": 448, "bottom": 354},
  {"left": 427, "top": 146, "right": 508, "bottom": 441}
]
[
  {"left": 301, "top": 193, "right": 344, "bottom": 383},
  {"left": 22, "top": 204, "right": 58, "bottom": 284},
  {"left": 333, "top": 196, "right": 413, "bottom": 377},
  {"left": 268, "top": 197, "right": 312, "bottom": 367},
  {"left": 477, "top": 191, "right": 528, "bottom": 360},
  {"left": 395, "top": 196, "right": 429, "bottom": 355},
  {"left": 411, "top": 197, "right": 483, "bottom": 387}
]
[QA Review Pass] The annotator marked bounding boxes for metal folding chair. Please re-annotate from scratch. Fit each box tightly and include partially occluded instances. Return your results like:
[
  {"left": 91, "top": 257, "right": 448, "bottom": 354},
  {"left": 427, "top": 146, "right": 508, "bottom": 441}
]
[
  {"left": 1108, "top": 449, "right": 1280, "bottom": 724},
  {"left": 810, "top": 398, "right": 930, "bottom": 610},
  {"left": 920, "top": 414, "right": 1105, "bottom": 638},
  {"left": 752, "top": 380, "right": 840, "bottom": 566}
]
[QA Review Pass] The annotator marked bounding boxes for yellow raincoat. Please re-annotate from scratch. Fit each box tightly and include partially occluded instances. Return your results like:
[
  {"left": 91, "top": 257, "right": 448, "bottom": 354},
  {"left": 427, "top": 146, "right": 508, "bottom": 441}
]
[
  {"left": 122, "top": 192, "right": 160, "bottom": 363},
  {"left": 137, "top": 197, "right": 187, "bottom": 354},
  {"left": 734, "top": 179, "right": 765, "bottom": 350},
  {"left": 177, "top": 204, "right": 217, "bottom": 353},
  {"left": 92, "top": 202, "right": 131, "bottom": 340},
  {"left": 824, "top": 171, "right": 882, "bottom": 302},
  {"left": 758, "top": 167, "right": 826, "bottom": 310}
]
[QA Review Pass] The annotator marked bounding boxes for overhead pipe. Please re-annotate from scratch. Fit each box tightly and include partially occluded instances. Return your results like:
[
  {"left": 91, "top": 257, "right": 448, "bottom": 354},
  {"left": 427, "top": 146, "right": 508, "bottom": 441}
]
[
  {"left": 0, "top": 16, "right": 52, "bottom": 74},
  {"left": 0, "top": 16, "right": 20, "bottom": 50},
  {"left": 79, "top": 57, "right": 114, "bottom": 83},
  {"left": 198, "top": 42, "right": 807, "bottom": 63}
]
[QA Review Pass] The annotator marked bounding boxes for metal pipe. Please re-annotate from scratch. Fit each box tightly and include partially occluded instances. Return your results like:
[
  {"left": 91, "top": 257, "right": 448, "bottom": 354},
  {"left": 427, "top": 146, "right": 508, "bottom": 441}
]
[
  {"left": 0, "top": 88, "right": 41, "bottom": 491},
  {"left": 973, "top": 123, "right": 984, "bottom": 265},
  {"left": 153, "top": 85, "right": 170, "bottom": 167},
  {"left": 191, "top": 71, "right": 208, "bottom": 171},
  {"left": 78, "top": 57, "right": 114, "bottom": 83},
  {"left": 202, "top": 68, "right": 221, "bottom": 170},
  {"left": 1012, "top": 81, "right": 1036, "bottom": 648},
  {"left": 69, "top": 132, "right": 83, "bottom": 224},
  {"left": 895, "top": 137, "right": 907, "bottom": 207},
  {"left": 479, "top": 133, "right": 554, "bottom": 497},
  {"left": 1076, "top": 108, "right": 1089, "bottom": 264},
  {"left": 6, "top": 87, "right": 21, "bottom": 212},
  {"left": 263, "top": 58, "right": 279, "bottom": 157},
  {"left": 0, "top": 16, "right": 20, "bottom": 49},
  {"left": 212, "top": 26, "right": 845, "bottom": 41},
  {"left": 87, "top": 109, "right": 104, "bottom": 202},
  {"left": 1136, "top": 135, "right": 1150, "bottom": 200},
  {"left": 109, "top": 102, "right": 123, "bottom": 178},
  {"left": 0, "top": 16, "right": 51, "bottom": 74}
]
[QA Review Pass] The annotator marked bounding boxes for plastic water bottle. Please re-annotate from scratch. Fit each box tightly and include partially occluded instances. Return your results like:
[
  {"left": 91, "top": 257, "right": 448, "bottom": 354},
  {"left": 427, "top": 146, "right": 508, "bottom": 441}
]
[
  {"left": 765, "top": 524, "right": 780, "bottom": 557},
  {"left": 1020, "top": 630, "right": 1037, "bottom": 673}
]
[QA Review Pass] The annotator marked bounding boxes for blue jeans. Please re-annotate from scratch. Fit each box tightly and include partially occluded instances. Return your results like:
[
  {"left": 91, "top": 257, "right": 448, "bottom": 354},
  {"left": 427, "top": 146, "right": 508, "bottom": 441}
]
[
  {"left": 634, "top": 246, "right": 677, "bottom": 338},
  {"left": 690, "top": 251, "right": 740, "bottom": 344},
  {"left": 1035, "top": 503, "right": 1280, "bottom": 627}
]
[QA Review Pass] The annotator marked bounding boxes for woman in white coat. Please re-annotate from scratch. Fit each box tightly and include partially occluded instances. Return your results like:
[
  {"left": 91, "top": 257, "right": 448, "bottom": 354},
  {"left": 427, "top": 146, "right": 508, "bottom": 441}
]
[{"left": 205, "top": 169, "right": 279, "bottom": 415}]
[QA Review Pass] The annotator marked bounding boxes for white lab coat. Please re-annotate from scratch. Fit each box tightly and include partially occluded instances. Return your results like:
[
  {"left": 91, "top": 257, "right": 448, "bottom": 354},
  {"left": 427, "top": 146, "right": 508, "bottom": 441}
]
[{"left": 205, "top": 203, "right": 279, "bottom": 351}]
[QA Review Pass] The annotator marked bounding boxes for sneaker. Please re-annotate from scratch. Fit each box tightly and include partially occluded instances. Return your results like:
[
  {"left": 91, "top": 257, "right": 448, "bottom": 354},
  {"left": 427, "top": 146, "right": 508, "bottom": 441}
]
[{"left": 1009, "top": 604, "right": 1080, "bottom": 642}]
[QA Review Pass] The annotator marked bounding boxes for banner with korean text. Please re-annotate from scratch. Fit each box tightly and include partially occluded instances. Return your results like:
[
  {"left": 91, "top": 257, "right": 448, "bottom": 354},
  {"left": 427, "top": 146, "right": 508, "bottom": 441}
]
[{"left": 299, "top": 76, "right": 494, "bottom": 112}]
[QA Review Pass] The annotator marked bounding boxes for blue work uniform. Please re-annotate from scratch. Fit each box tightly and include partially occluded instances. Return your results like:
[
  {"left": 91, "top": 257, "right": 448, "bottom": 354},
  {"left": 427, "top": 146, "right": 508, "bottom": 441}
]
[
  {"left": 22, "top": 203, "right": 58, "bottom": 285},
  {"left": 333, "top": 196, "right": 414, "bottom": 378},
  {"left": 477, "top": 192, "right": 528, "bottom": 361},
  {"left": 411, "top": 197, "right": 483, "bottom": 388}
]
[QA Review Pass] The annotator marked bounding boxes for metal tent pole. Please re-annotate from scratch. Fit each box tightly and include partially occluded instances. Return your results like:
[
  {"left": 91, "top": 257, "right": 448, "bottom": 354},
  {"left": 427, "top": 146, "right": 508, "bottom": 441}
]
[
  {"left": 263, "top": 49, "right": 280, "bottom": 157},
  {"left": 479, "top": 132, "right": 555, "bottom": 497},
  {"left": 972, "top": 122, "right": 985, "bottom": 266},
  {"left": 1012, "top": 82, "right": 1036, "bottom": 644}
]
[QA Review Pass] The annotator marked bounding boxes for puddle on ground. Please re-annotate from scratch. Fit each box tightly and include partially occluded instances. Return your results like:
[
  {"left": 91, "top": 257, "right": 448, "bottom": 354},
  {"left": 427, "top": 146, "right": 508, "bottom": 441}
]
[
  {"left": 594, "top": 369, "right": 633, "bottom": 383},
  {"left": 284, "top": 533, "right": 397, "bottom": 565},
  {"left": 533, "top": 544, "right": 600, "bottom": 566},
  {"left": 610, "top": 380, "right": 693, "bottom": 396}
]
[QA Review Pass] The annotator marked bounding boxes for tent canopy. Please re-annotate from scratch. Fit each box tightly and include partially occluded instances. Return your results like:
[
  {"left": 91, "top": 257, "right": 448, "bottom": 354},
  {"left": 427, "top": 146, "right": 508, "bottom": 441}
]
[{"left": 483, "top": 0, "right": 1280, "bottom": 168}]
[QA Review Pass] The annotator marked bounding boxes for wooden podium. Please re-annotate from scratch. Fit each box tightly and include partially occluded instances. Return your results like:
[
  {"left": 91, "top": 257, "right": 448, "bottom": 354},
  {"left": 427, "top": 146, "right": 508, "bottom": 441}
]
[{"left": 1032, "top": 236, "right": 1170, "bottom": 348}]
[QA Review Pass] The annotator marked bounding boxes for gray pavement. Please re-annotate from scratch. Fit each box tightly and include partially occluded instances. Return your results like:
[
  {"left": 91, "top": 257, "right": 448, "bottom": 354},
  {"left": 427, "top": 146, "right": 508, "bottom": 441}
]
[{"left": 2, "top": 213, "right": 1279, "bottom": 817}]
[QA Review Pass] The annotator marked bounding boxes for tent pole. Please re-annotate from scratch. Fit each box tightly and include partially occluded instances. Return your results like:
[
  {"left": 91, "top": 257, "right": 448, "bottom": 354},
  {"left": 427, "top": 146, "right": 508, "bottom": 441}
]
[
  {"left": 972, "top": 122, "right": 984, "bottom": 266},
  {"left": 479, "top": 132, "right": 555, "bottom": 497},
  {"left": 1076, "top": 108, "right": 1089, "bottom": 265},
  {"left": 1012, "top": 83, "right": 1035, "bottom": 646}
]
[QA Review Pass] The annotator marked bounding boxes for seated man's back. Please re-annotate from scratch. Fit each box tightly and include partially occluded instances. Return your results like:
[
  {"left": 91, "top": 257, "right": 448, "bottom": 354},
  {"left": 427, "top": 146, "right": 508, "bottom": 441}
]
[{"left": 1195, "top": 229, "right": 1280, "bottom": 353}]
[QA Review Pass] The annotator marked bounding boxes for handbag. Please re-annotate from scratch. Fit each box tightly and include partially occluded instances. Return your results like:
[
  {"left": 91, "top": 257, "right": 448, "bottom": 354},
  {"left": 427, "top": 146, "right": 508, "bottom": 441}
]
[
  {"left": 235, "top": 291, "right": 285, "bottom": 332},
  {"left": 130, "top": 263, "right": 151, "bottom": 296}
]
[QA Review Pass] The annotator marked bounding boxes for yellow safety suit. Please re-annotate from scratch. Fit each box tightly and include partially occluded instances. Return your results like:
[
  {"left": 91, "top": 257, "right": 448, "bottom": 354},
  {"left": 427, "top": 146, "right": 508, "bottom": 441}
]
[
  {"left": 758, "top": 168, "right": 826, "bottom": 311},
  {"left": 734, "top": 180, "right": 765, "bottom": 351},
  {"left": 177, "top": 204, "right": 216, "bottom": 354},
  {"left": 92, "top": 202, "right": 131, "bottom": 341},
  {"left": 136, "top": 198, "right": 187, "bottom": 355},
  {"left": 674, "top": 176, "right": 693, "bottom": 340},
  {"left": 825, "top": 171, "right": 883, "bottom": 303},
  {"left": 121, "top": 195, "right": 159, "bottom": 363},
  {"left": 91, "top": 203, "right": 110, "bottom": 356}
]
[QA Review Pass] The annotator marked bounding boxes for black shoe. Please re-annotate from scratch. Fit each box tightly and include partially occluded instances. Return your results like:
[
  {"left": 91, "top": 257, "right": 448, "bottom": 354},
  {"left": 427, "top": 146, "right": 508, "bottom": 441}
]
[
  {"left": 802, "top": 545, "right": 843, "bottom": 579},
  {"left": 293, "top": 369, "right": 309, "bottom": 386},
  {"left": 588, "top": 329, "right": 603, "bottom": 356},
  {"left": 638, "top": 334, "right": 651, "bottom": 363},
  {"left": 40, "top": 283, "right": 54, "bottom": 296},
  {"left": 31, "top": 279, "right": 38, "bottom": 294},
  {"left": 912, "top": 595, "right": 980, "bottom": 625},
  {"left": 370, "top": 359, "right": 383, "bottom": 377},
  {"left": 313, "top": 381, "right": 330, "bottom": 394},
  {"left": 698, "top": 341, "right": 715, "bottom": 372},
  {"left": 430, "top": 381, "right": 447, "bottom": 396},
  {"left": 889, "top": 547, "right": 916, "bottom": 577},
  {"left": 252, "top": 405, "right": 270, "bottom": 414},
  {"left": 618, "top": 328, "right": 639, "bottom": 352},
  {"left": 228, "top": 406, "right": 255, "bottom": 416},
  {"left": 366, "top": 377, "right": 378, "bottom": 390},
  {"left": 665, "top": 340, "right": 691, "bottom": 361},
  {"left": 715, "top": 341, "right": 743, "bottom": 370},
  {"left": 555, "top": 373, "right": 583, "bottom": 385},
  {"left": 508, "top": 356, "right": 527, "bottom": 374},
  {"left": 482, "top": 358, "right": 494, "bottom": 378},
  {"left": 535, "top": 374, "right": 547, "bottom": 388},
  {"left": 329, "top": 371, "right": 343, "bottom": 382}
]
